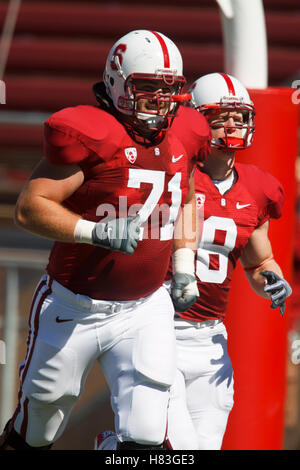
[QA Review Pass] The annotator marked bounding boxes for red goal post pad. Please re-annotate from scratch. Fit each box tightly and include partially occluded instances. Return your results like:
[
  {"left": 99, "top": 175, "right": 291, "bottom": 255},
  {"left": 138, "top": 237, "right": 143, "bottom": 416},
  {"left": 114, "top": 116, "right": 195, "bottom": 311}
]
[{"left": 222, "top": 87, "right": 299, "bottom": 450}]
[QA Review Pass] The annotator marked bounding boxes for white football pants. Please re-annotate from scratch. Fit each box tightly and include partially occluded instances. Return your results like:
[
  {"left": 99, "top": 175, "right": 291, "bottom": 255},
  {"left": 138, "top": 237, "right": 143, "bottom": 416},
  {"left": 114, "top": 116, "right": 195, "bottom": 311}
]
[
  {"left": 167, "top": 318, "right": 234, "bottom": 450},
  {"left": 12, "top": 275, "right": 176, "bottom": 447}
]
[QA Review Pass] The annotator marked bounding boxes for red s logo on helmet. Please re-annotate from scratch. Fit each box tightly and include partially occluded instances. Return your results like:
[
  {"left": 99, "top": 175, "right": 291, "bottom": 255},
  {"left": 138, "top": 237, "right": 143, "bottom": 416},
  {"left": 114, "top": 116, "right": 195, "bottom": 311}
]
[{"left": 110, "top": 44, "right": 127, "bottom": 71}]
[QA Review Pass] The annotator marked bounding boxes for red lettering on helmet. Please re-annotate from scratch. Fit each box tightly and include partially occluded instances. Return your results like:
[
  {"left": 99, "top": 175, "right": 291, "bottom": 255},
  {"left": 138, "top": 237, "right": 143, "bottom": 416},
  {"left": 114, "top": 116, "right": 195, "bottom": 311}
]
[{"left": 110, "top": 44, "right": 127, "bottom": 70}]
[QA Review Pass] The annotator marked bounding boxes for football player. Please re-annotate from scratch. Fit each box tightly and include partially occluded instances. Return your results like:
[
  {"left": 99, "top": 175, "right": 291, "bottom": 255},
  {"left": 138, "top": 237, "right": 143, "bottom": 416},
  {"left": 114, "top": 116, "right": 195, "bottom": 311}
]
[
  {"left": 94, "top": 72, "right": 292, "bottom": 450},
  {"left": 0, "top": 31, "right": 211, "bottom": 450}
]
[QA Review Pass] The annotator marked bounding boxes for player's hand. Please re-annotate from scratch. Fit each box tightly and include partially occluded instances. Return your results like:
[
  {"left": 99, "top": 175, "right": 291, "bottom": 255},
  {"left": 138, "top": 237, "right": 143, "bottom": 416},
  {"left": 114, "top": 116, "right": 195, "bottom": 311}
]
[
  {"left": 171, "top": 273, "right": 199, "bottom": 312},
  {"left": 92, "top": 215, "right": 141, "bottom": 255},
  {"left": 260, "top": 270, "right": 292, "bottom": 316}
]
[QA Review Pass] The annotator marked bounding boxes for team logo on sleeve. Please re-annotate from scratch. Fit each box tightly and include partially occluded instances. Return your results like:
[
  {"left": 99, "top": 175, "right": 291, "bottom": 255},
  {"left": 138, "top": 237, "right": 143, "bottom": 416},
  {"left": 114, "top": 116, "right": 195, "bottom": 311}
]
[
  {"left": 196, "top": 193, "right": 206, "bottom": 209},
  {"left": 125, "top": 147, "right": 137, "bottom": 164}
]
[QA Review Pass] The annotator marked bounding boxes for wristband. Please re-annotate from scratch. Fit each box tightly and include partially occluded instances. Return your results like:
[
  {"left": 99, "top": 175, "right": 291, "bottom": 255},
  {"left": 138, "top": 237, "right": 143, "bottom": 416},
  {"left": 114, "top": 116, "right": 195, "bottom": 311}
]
[
  {"left": 172, "top": 248, "right": 195, "bottom": 275},
  {"left": 73, "top": 219, "right": 96, "bottom": 244}
]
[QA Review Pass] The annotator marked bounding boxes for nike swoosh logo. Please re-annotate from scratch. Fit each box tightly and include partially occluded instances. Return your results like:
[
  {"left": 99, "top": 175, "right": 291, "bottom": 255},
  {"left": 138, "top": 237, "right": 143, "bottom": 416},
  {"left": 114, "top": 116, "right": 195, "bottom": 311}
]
[
  {"left": 236, "top": 203, "right": 251, "bottom": 209},
  {"left": 56, "top": 316, "right": 73, "bottom": 323},
  {"left": 172, "top": 154, "right": 184, "bottom": 163}
]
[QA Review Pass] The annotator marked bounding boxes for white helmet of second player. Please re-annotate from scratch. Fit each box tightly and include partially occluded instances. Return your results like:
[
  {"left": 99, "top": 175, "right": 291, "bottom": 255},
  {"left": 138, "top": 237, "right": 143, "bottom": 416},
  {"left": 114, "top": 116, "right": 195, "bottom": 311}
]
[
  {"left": 103, "top": 30, "right": 188, "bottom": 133},
  {"left": 189, "top": 73, "right": 256, "bottom": 151}
]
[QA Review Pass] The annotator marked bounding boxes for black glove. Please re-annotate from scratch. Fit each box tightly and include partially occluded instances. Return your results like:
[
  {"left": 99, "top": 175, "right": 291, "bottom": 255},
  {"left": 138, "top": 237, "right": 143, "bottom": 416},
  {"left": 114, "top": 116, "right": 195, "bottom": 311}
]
[
  {"left": 260, "top": 270, "right": 292, "bottom": 316},
  {"left": 171, "top": 273, "right": 199, "bottom": 313},
  {"left": 92, "top": 215, "right": 141, "bottom": 255}
]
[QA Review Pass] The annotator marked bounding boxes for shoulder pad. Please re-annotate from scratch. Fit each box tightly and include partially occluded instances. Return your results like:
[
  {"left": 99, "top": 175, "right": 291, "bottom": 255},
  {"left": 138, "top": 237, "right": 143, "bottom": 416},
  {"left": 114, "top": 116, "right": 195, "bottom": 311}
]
[
  {"left": 236, "top": 163, "right": 285, "bottom": 223},
  {"left": 44, "top": 106, "right": 125, "bottom": 165},
  {"left": 172, "top": 107, "right": 211, "bottom": 163}
]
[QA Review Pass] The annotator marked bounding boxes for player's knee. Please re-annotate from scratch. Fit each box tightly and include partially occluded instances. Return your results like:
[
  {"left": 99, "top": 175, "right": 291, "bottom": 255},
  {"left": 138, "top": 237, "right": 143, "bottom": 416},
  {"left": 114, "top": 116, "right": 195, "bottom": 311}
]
[
  {"left": 193, "top": 411, "right": 230, "bottom": 450},
  {"left": 25, "top": 434, "right": 53, "bottom": 448},
  {"left": 14, "top": 396, "right": 74, "bottom": 448},
  {"left": 128, "top": 422, "right": 166, "bottom": 447},
  {"left": 198, "top": 433, "right": 224, "bottom": 451},
  {"left": 22, "top": 339, "right": 80, "bottom": 404},
  {"left": 124, "top": 394, "right": 168, "bottom": 445},
  {"left": 118, "top": 406, "right": 166, "bottom": 446}
]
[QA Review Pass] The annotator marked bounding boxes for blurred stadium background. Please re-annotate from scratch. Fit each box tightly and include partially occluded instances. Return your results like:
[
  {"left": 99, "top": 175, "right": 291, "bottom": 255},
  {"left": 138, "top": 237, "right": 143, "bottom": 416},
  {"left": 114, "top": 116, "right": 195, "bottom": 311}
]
[{"left": 0, "top": 0, "right": 299, "bottom": 450}]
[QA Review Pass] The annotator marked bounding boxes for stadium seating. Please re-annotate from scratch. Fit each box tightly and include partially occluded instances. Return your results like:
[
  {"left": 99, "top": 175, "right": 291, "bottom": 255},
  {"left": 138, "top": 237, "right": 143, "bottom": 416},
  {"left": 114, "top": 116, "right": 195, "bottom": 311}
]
[{"left": 0, "top": 0, "right": 299, "bottom": 149}]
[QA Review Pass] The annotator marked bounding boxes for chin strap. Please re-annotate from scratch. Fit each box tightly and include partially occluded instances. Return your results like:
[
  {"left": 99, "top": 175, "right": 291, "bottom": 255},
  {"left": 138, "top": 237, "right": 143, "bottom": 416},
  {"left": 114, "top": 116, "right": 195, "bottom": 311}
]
[{"left": 93, "top": 81, "right": 114, "bottom": 110}]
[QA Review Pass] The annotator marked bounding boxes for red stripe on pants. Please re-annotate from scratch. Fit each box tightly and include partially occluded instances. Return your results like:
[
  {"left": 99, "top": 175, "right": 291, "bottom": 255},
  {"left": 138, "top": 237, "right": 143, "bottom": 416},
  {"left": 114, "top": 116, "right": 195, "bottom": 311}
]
[{"left": 12, "top": 278, "right": 53, "bottom": 441}]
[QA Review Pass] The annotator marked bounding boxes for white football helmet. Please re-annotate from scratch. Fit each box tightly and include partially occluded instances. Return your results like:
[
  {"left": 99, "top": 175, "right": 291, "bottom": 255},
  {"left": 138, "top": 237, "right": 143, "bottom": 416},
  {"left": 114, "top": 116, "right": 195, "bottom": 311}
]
[
  {"left": 103, "top": 30, "right": 189, "bottom": 137},
  {"left": 189, "top": 73, "right": 256, "bottom": 151}
]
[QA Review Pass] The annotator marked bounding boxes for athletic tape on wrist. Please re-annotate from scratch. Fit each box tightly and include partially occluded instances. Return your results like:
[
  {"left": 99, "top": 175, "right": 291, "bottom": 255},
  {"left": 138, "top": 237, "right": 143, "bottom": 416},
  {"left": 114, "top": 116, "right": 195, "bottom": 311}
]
[
  {"left": 73, "top": 219, "right": 96, "bottom": 244},
  {"left": 172, "top": 248, "right": 196, "bottom": 275}
]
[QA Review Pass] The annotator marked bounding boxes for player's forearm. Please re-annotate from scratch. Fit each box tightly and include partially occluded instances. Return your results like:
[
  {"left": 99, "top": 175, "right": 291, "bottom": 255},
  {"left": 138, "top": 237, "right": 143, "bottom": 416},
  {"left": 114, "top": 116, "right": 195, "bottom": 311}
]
[
  {"left": 173, "top": 178, "right": 198, "bottom": 252},
  {"left": 171, "top": 195, "right": 199, "bottom": 312},
  {"left": 174, "top": 201, "right": 198, "bottom": 252},
  {"left": 15, "top": 195, "right": 141, "bottom": 255},
  {"left": 171, "top": 190, "right": 199, "bottom": 311},
  {"left": 244, "top": 258, "right": 283, "bottom": 298},
  {"left": 15, "top": 195, "right": 81, "bottom": 242}
]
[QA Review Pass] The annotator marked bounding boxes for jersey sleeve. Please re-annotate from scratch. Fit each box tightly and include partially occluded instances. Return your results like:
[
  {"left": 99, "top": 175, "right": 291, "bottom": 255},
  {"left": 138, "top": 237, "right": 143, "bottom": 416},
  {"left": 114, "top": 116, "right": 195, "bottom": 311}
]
[
  {"left": 172, "top": 106, "right": 211, "bottom": 166},
  {"left": 257, "top": 171, "right": 285, "bottom": 226},
  {"left": 193, "top": 113, "right": 211, "bottom": 163},
  {"left": 44, "top": 121, "right": 89, "bottom": 165},
  {"left": 43, "top": 105, "right": 115, "bottom": 166}
]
